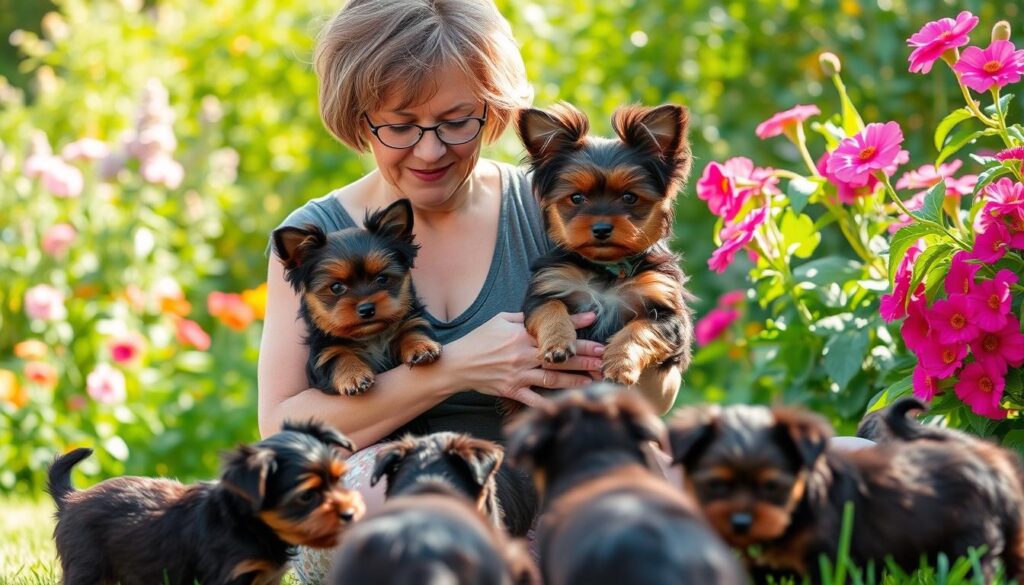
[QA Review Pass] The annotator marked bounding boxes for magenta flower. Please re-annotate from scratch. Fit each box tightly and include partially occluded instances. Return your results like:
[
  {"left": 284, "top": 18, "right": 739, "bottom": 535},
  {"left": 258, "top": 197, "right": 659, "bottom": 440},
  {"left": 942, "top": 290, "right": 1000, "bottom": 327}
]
[
  {"left": 827, "top": 122, "right": 905, "bottom": 185},
  {"left": 697, "top": 157, "right": 778, "bottom": 221},
  {"left": 755, "top": 104, "right": 821, "bottom": 139},
  {"left": 983, "top": 178, "right": 1024, "bottom": 223},
  {"left": 953, "top": 40, "right": 1024, "bottom": 93},
  {"left": 24, "top": 284, "right": 67, "bottom": 322},
  {"left": 86, "top": 363, "right": 127, "bottom": 405},
  {"left": 972, "top": 219, "right": 1010, "bottom": 263},
  {"left": 995, "top": 146, "right": 1024, "bottom": 162},
  {"left": 927, "top": 294, "right": 979, "bottom": 345},
  {"left": 880, "top": 242, "right": 923, "bottom": 323},
  {"left": 695, "top": 308, "right": 740, "bottom": 346},
  {"left": 717, "top": 290, "right": 747, "bottom": 308},
  {"left": 945, "top": 251, "right": 981, "bottom": 296},
  {"left": 917, "top": 338, "right": 968, "bottom": 378},
  {"left": 818, "top": 153, "right": 879, "bottom": 204},
  {"left": 41, "top": 223, "right": 77, "bottom": 258},
  {"left": 971, "top": 320, "right": 1024, "bottom": 375},
  {"left": 967, "top": 270, "right": 1018, "bottom": 332},
  {"left": 907, "top": 11, "right": 979, "bottom": 74},
  {"left": 108, "top": 332, "right": 147, "bottom": 366},
  {"left": 912, "top": 364, "right": 941, "bottom": 401},
  {"left": 708, "top": 204, "right": 769, "bottom": 274},
  {"left": 954, "top": 362, "right": 1007, "bottom": 420},
  {"left": 901, "top": 297, "right": 931, "bottom": 353},
  {"left": 895, "top": 160, "right": 977, "bottom": 200}
]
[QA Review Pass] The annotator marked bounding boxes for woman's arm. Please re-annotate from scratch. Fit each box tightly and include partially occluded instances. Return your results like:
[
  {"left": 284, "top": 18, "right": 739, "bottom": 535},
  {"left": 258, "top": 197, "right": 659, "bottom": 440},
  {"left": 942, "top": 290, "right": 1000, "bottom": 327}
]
[{"left": 632, "top": 365, "right": 682, "bottom": 416}]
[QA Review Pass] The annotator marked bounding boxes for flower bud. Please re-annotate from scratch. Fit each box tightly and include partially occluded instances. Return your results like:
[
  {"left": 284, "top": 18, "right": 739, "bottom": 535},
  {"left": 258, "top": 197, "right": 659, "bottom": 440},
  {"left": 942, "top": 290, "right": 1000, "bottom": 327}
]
[
  {"left": 819, "top": 52, "right": 842, "bottom": 76},
  {"left": 992, "top": 20, "right": 1011, "bottom": 42}
]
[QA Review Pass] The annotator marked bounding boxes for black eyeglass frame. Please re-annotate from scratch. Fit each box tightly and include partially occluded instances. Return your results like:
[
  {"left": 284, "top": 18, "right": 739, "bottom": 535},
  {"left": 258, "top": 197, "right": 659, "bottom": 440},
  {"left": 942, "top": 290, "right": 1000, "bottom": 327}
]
[{"left": 364, "top": 103, "right": 489, "bottom": 149}]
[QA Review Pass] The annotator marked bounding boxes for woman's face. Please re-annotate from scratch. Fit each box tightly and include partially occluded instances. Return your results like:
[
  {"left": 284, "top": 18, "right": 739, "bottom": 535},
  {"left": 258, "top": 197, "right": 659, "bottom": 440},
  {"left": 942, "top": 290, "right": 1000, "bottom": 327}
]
[{"left": 365, "top": 68, "right": 486, "bottom": 210}]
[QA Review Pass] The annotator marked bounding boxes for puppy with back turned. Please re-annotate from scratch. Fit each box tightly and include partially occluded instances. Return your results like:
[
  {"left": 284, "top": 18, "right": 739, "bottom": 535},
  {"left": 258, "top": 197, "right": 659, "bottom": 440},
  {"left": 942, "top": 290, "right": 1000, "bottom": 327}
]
[
  {"left": 506, "top": 383, "right": 747, "bottom": 585},
  {"left": 515, "top": 103, "right": 695, "bottom": 410},
  {"left": 272, "top": 198, "right": 441, "bottom": 396},
  {"left": 48, "top": 420, "right": 364, "bottom": 585},
  {"left": 669, "top": 399, "right": 1024, "bottom": 582}
]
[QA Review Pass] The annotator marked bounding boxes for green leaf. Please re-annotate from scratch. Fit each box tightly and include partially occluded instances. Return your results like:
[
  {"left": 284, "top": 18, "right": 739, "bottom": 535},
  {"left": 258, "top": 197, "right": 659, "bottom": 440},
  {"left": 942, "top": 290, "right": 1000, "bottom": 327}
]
[
  {"left": 911, "top": 179, "right": 946, "bottom": 224},
  {"left": 779, "top": 210, "right": 820, "bottom": 259},
  {"left": 794, "top": 256, "right": 862, "bottom": 286},
  {"left": 983, "top": 92, "right": 1014, "bottom": 117},
  {"left": 971, "top": 164, "right": 1014, "bottom": 198},
  {"left": 786, "top": 176, "right": 820, "bottom": 215},
  {"left": 1008, "top": 124, "right": 1024, "bottom": 143},
  {"left": 866, "top": 373, "right": 913, "bottom": 412},
  {"left": 886, "top": 223, "right": 947, "bottom": 285},
  {"left": 907, "top": 241, "right": 954, "bottom": 306},
  {"left": 924, "top": 256, "right": 952, "bottom": 302},
  {"left": 823, "top": 329, "right": 870, "bottom": 389},
  {"left": 936, "top": 128, "right": 1000, "bottom": 165},
  {"left": 933, "top": 107, "right": 974, "bottom": 151}
]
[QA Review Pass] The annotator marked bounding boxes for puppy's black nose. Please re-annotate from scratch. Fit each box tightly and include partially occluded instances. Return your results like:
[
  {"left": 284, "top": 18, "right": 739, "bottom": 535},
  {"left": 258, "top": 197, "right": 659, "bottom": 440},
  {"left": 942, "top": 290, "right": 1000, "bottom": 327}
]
[
  {"left": 730, "top": 512, "right": 753, "bottom": 535},
  {"left": 339, "top": 508, "right": 357, "bottom": 522},
  {"left": 356, "top": 303, "right": 376, "bottom": 319},
  {"left": 591, "top": 223, "right": 613, "bottom": 240}
]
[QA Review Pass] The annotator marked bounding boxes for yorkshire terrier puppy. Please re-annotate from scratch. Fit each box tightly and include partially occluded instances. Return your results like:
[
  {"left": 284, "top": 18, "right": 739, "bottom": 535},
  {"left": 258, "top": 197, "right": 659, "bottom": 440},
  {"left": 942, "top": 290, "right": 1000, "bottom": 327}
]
[
  {"left": 506, "top": 383, "right": 747, "bottom": 585},
  {"left": 370, "top": 432, "right": 539, "bottom": 537},
  {"left": 273, "top": 198, "right": 441, "bottom": 396},
  {"left": 48, "top": 420, "right": 365, "bottom": 585},
  {"left": 516, "top": 103, "right": 694, "bottom": 398},
  {"left": 669, "top": 401, "right": 1024, "bottom": 582},
  {"left": 855, "top": 396, "right": 928, "bottom": 443}
]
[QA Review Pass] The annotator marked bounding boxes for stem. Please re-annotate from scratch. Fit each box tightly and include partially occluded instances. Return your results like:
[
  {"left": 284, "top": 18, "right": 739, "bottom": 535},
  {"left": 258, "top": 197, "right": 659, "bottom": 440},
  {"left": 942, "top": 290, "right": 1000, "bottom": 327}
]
[
  {"left": 953, "top": 70, "right": 998, "bottom": 128},
  {"left": 990, "top": 87, "right": 1019, "bottom": 154},
  {"left": 751, "top": 203, "right": 815, "bottom": 326},
  {"left": 879, "top": 174, "right": 972, "bottom": 250},
  {"left": 795, "top": 123, "right": 822, "bottom": 177}
]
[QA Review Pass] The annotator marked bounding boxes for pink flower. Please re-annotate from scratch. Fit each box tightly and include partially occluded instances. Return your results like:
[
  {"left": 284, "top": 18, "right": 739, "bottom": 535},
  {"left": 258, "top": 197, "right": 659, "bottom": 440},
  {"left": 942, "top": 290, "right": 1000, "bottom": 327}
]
[
  {"left": 140, "top": 155, "right": 184, "bottom": 189},
  {"left": 108, "top": 332, "right": 146, "bottom": 366},
  {"left": 708, "top": 204, "right": 769, "bottom": 274},
  {"left": 954, "top": 362, "right": 1007, "bottom": 419},
  {"left": 818, "top": 153, "right": 879, "bottom": 204},
  {"left": 40, "top": 159, "right": 84, "bottom": 198},
  {"left": 971, "top": 320, "right": 1024, "bottom": 374},
  {"left": 717, "top": 290, "right": 747, "bottom": 308},
  {"left": 912, "top": 364, "right": 941, "bottom": 401},
  {"left": 695, "top": 308, "right": 740, "bottom": 346},
  {"left": 995, "top": 146, "right": 1024, "bottom": 162},
  {"left": 175, "top": 318, "right": 211, "bottom": 351},
  {"left": 61, "top": 138, "right": 110, "bottom": 162},
  {"left": 945, "top": 250, "right": 981, "bottom": 296},
  {"left": 982, "top": 178, "right": 1024, "bottom": 223},
  {"left": 697, "top": 158, "right": 777, "bottom": 220},
  {"left": 972, "top": 219, "right": 1010, "bottom": 263},
  {"left": 953, "top": 40, "right": 1024, "bottom": 93},
  {"left": 879, "top": 242, "right": 923, "bottom": 323},
  {"left": 24, "top": 284, "right": 67, "bottom": 322},
  {"left": 967, "top": 270, "right": 1018, "bottom": 332},
  {"left": 902, "top": 296, "right": 931, "bottom": 353},
  {"left": 86, "top": 363, "right": 127, "bottom": 405},
  {"left": 907, "top": 11, "right": 979, "bottom": 74},
  {"left": 827, "top": 122, "right": 905, "bottom": 185},
  {"left": 917, "top": 338, "right": 968, "bottom": 378},
  {"left": 41, "top": 223, "right": 77, "bottom": 258},
  {"left": 928, "top": 294, "right": 980, "bottom": 344},
  {"left": 896, "top": 160, "right": 963, "bottom": 190},
  {"left": 755, "top": 104, "right": 821, "bottom": 139}
]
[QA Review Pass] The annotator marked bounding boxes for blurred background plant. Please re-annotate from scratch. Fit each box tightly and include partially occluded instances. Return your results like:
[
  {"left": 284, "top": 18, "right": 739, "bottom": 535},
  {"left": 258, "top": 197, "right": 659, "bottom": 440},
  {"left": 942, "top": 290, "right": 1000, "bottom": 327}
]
[{"left": 1, "top": 0, "right": 1022, "bottom": 495}]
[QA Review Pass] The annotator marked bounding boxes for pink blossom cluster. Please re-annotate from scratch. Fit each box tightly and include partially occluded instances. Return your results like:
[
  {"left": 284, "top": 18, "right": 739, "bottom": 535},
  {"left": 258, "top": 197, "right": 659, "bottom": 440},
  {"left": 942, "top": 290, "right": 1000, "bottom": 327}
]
[
  {"left": 102, "top": 79, "right": 184, "bottom": 188},
  {"left": 821, "top": 122, "right": 909, "bottom": 203},
  {"left": 888, "top": 160, "right": 978, "bottom": 233},
  {"left": 973, "top": 178, "right": 1024, "bottom": 261},
  {"left": 22, "top": 131, "right": 85, "bottom": 198},
  {"left": 907, "top": 11, "right": 1024, "bottom": 93},
  {"left": 696, "top": 158, "right": 778, "bottom": 273},
  {"left": 695, "top": 291, "right": 746, "bottom": 346}
]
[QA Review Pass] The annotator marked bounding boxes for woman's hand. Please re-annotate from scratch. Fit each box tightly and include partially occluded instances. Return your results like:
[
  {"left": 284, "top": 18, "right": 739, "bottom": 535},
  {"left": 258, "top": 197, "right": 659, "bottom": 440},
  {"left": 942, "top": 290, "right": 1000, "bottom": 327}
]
[{"left": 445, "top": 311, "right": 604, "bottom": 408}]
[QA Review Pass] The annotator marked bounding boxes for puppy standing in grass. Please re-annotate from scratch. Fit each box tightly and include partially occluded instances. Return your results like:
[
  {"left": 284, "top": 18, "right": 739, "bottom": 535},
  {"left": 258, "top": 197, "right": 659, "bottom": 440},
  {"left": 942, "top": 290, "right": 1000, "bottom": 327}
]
[
  {"left": 506, "top": 383, "right": 747, "bottom": 585},
  {"left": 669, "top": 400, "right": 1024, "bottom": 583},
  {"left": 273, "top": 199, "right": 442, "bottom": 397},
  {"left": 48, "top": 421, "right": 364, "bottom": 585},
  {"left": 516, "top": 103, "right": 694, "bottom": 410}
]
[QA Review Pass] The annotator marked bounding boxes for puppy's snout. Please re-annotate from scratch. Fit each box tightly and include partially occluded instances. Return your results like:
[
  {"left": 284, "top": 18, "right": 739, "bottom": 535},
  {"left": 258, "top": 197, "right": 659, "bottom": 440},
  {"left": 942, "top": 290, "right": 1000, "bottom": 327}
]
[
  {"left": 591, "top": 222, "right": 613, "bottom": 240},
  {"left": 339, "top": 508, "right": 357, "bottom": 522},
  {"left": 356, "top": 302, "right": 376, "bottom": 319},
  {"left": 730, "top": 512, "right": 753, "bottom": 535}
]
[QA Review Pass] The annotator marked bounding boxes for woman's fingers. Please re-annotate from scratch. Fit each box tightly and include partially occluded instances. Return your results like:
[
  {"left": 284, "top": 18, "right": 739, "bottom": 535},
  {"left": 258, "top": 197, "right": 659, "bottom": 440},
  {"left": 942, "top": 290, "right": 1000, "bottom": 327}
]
[
  {"left": 542, "top": 355, "right": 602, "bottom": 372},
  {"left": 573, "top": 339, "right": 605, "bottom": 358},
  {"left": 503, "top": 386, "right": 552, "bottom": 409},
  {"left": 568, "top": 311, "right": 597, "bottom": 329},
  {"left": 523, "top": 368, "right": 593, "bottom": 390}
]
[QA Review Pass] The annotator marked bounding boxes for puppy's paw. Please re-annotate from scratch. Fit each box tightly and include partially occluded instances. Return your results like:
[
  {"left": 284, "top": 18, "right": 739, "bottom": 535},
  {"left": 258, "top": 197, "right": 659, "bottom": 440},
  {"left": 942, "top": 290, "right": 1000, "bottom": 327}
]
[
  {"left": 541, "top": 342, "right": 576, "bottom": 364},
  {"left": 602, "top": 357, "right": 641, "bottom": 386},
  {"left": 336, "top": 372, "right": 375, "bottom": 396},
  {"left": 404, "top": 340, "right": 442, "bottom": 366}
]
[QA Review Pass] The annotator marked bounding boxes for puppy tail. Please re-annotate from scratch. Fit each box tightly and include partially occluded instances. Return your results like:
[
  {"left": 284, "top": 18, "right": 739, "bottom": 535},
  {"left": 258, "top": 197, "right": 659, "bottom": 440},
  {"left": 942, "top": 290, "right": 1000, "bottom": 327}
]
[
  {"left": 47, "top": 447, "right": 93, "bottom": 511},
  {"left": 882, "top": 397, "right": 949, "bottom": 442}
]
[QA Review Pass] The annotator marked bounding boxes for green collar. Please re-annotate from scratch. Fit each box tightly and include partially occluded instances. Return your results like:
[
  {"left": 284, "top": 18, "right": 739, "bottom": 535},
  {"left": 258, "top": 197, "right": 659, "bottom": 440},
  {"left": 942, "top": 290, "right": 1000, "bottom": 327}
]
[{"left": 591, "top": 254, "right": 646, "bottom": 280}]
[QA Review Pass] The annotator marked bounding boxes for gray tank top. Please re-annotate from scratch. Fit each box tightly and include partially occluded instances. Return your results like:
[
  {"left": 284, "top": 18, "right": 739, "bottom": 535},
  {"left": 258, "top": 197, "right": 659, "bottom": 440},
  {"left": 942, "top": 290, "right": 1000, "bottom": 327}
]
[{"left": 269, "top": 162, "right": 549, "bottom": 442}]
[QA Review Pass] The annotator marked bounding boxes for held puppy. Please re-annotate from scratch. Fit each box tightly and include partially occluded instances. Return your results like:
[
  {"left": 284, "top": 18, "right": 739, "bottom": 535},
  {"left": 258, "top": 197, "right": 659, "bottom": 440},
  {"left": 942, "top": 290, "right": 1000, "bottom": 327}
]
[
  {"left": 669, "top": 401, "right": 1024, "bottom": 582},
  {"left": 48, "top": 420, "right": 364, "bottom": 585},
  {"left": 330, "top": 434, "right": 538, "bottom": 585},
  {"left": 272, "top": 198, "right": 441, "bottom": 396},
  {"left": 516, "top": 103, "right": 694, "bottom": 396},
  {"left": 369, "top": 432, "right": 538, "bottom": 536},
  {"left": 506, "top": 383, "right": 746, "bottom": 585}
]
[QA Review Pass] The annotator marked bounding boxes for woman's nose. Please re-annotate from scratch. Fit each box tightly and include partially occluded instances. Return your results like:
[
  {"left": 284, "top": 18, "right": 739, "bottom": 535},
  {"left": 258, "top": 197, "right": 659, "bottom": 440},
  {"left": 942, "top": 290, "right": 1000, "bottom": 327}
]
[{"left": 412, "top": 129, "right": 447, "bottom": 162}]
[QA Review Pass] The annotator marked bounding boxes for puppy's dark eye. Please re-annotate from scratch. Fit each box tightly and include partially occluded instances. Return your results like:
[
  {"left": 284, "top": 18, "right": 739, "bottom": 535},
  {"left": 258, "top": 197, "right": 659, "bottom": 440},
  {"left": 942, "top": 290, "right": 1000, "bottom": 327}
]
[
  {"left": 374, "top": 274, "right": 389, "bottom": 286},
  {"left": 704, "top": 478, "right": 731, "bottom": 499},
  {"left": 760, "top": 479, "right": 789, "bottom": 500},
  {"left": 622, "top": 192, "right": 638, "bottom": 204},
  {"left": 570, "top": 193, "right": 585, "bottom": 205},
  {"left": 330, "top": 283, "right": 346, "bottom": 295},
  {"left": 297, "top": 491, "right": 320, "bottom": 505}
]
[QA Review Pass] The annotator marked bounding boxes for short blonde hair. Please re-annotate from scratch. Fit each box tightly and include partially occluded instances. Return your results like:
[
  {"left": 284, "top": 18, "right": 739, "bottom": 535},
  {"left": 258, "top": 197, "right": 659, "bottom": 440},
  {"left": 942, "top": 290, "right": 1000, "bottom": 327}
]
[{"left": 314, "top": 0, "right": 531, "bottom": 152}]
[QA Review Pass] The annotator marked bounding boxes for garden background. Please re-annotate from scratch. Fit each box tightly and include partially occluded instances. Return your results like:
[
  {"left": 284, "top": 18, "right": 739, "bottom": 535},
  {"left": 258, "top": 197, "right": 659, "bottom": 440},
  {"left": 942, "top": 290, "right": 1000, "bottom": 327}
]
[{"left": 2, "top": 0, "right": 1023, "bottom": 580}]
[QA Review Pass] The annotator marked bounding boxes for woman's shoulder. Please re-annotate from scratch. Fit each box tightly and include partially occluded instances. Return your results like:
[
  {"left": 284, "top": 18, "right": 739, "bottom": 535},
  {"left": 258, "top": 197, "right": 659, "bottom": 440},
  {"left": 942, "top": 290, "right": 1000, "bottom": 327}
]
[{"left": 266, "top": 183, "right": 362, "bottom": 258}]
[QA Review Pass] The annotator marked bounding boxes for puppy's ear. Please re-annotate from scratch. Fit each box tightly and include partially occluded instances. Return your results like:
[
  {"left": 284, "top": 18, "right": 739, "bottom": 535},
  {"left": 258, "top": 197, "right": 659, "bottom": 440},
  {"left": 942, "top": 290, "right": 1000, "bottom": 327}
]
[
  {"left": 667, "top": 406, "right": 719, "bottom": 469},
  {"left": 773, "top": 407, "right": 833, "bottom": 468},
  {"left": 503, "top": 406, "right": 558, "bottom": 474},
  {"left": 370, "top": 442, "right": 409, "bottom": 488},
  {"left": 272, "top": 224, "right": 327, "bottom": 272},
  {"left": 282, "top": 419, "right": 356, "bottom": 453},
  {"left": 516, "top": 103, "right": 589, "bottom": 162},
  {"left": 613, "top": 391, "right": 668, "bottom": 449},
  {"left": 611, "top": 104, "right": 689, "bottom": 159},
  {"left": 364, "top": 198, "right": 415, "bottom": 246},
  {"left": 221, "top": 444, "right": 277, "bottom": 510},
  {"left": 447, "top": 436, "right": 504, "bottom": 491}
]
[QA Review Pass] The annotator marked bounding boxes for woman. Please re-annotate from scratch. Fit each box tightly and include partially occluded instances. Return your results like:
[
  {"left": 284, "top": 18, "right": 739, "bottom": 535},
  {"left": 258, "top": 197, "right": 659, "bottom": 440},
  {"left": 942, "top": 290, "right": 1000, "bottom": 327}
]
[{"left": 258, "top": 0, "right": 682, "bottom": 580}]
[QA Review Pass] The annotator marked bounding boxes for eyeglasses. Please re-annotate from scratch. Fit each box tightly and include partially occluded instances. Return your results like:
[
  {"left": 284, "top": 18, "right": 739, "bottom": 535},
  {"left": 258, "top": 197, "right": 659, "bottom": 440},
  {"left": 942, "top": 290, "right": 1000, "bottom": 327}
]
[{"left": 364, "top": 103, "right": 488, "bottom": 149}]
